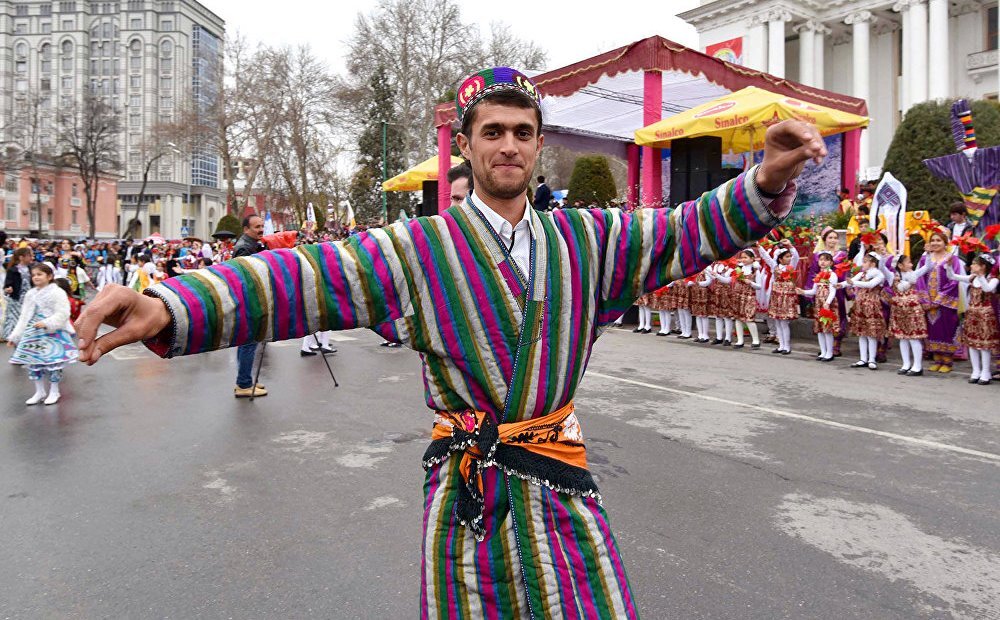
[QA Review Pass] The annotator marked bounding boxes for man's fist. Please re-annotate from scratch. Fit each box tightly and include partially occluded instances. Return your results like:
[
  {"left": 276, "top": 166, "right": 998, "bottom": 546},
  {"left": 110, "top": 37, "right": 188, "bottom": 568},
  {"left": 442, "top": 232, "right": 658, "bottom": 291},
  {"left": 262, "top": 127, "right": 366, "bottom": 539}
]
[
  {"left": 757, "top": 120, "right": 828, "bottom": 194},
  {"left": 75, "top": 284, "right": 172, "bottom": 365}
]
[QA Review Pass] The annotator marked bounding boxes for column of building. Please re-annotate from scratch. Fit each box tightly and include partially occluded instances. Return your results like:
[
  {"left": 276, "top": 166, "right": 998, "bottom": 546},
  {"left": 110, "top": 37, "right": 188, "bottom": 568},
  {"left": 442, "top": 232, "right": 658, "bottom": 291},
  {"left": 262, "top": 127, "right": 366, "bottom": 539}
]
[
  {"left": 845, "top": 10, "right": 876, "bottom": 171},
  {"left": 894, "top": 0, "right": 949, "bottom": 110},
  {"left": 768, "top": 9, "right": 791, "bottom": 77},
  {"left": 794, "top": 20, "right": 830, "bottom": 88}
]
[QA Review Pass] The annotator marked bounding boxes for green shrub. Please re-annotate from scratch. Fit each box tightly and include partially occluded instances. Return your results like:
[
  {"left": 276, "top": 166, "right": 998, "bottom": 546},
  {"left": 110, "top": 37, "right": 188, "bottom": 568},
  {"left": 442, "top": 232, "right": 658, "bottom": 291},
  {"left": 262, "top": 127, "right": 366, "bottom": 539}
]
[
  {"left": 216, "top": 214, "right": 242, "bottom": 236},
  {"left": 883, "top": 99, "right": 1000, "bottom": 222},
  {"left": 567, "top": 155, "right": 617, "bottom": 206}
]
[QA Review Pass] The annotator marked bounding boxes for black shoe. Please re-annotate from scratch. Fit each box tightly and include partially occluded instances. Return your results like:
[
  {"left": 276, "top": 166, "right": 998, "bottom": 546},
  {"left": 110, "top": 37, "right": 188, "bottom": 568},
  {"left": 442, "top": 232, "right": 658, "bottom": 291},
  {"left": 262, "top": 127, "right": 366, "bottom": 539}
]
[
  {"left": 319, "top": 347, "right": 337, "bottom": 354},
  {"left": 671, "top": 329, "right": 681, "bottom": 334},
  {"left": 641, "top": 328, "right": 652, "bottom": 334},
  {"left": 711, "top": 339, "right": 723, "bottom": 345},
  {"left": 906, "top": 369, "right": 923, "bottom": 376},
  {"left": 820, "top": 356, "right": 834, "bottom": 362},
  {"left": 850, "top": 360, "right": 867, "bottom": 368},
  {"left": 816, "top": 355, "right": 824, "bottom": 361},
  {"left": 698, "top": 338, "right": 709, "bottom": 343},
  {"left": 978, "top": 379, "right": 992, "bottom": 385},
  {"left": 733, "top": 343, "right": 744, "bottom": 349},
  {"left": 678, "top": 334, "right": 691, "bottom": 339},
  {"left": 969, "top": 377, "right": 980, "bottom": 384},
  {"left": 300, "top": 350, "right": 318, "bottom": 357},
  {"left": 723, "top": 340, "right": 732, "bottom": 347},
  {"left": 750, "top": 343, "right": 760, "bottom": 349},
  {"left": 632, "top": 327, "right": 643, "bottom": 333},
  {"left": 780, "top": 350, "right": 791, "bottom": 355},
  {"left": 656, "top": 332, "right": 669, "bottom": 337},
  {"left": 772, "top": 348, "right": 782, "bottom": 354},
  {"left": 309, "top": 345, "right": 321, "bottom": 351},
  {"left": 897, "top": 367, "right": 910, "bottom": 375}
]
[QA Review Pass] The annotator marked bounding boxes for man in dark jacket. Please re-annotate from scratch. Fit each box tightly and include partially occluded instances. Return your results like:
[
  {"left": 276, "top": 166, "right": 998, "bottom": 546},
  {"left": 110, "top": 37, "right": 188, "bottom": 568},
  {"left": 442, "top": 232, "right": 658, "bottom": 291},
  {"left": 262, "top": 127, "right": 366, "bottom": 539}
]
[
  {"left": 233, "top": 215, "right": 267, "bottom": 397},
  {"left": 532, "top": 175, "right": 552, "bottom": 211}
]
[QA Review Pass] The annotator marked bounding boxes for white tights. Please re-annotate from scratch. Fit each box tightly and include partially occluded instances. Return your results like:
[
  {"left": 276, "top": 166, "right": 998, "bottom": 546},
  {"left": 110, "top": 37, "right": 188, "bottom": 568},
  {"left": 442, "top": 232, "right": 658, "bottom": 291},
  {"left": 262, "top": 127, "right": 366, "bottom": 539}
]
[
  {"left": 302, "top": 331, "right": 331, "bottom": 352},
  {"left": 898, "top": 339, "right": 924, "bottom": 372},
  {"left": 734, "top": 321, "right": 759, "bottom": 345},
  {"left": 774, "top": 319, "right": 791, "bottom": 351},
  {"left": 817, "top": 332, "right": 834, "bottom": 359},
  {"left": 677, "top": 309, "right": 692, "bottom": 337},
  {"left": 658, "top": 310, "right": 673, "bottom": 334},
  {"left": 638, "top": 306, "right": 653, "bottom": 330},
  {"left": 858, "top": 336, "right": 879, "bottom": 363},
  {"left": 696, "top": 316, "right": 710, "bottom": 340},
  {"left": 969, "top": 347, "right": 993, "bottom": 382}
]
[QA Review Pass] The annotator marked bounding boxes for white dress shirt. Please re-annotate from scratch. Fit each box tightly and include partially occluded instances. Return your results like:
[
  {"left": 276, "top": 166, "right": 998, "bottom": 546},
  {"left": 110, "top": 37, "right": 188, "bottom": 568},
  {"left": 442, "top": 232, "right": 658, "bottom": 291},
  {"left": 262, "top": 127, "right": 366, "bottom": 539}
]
[{"left": 468, "top": 191, "right": 535, "bottom": 279}]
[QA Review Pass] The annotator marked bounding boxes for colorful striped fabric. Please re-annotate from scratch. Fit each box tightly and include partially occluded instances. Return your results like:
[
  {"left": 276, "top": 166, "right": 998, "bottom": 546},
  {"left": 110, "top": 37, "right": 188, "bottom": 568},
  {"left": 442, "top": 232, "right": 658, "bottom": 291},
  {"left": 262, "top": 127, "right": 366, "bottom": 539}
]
[{"left": 145, "top": 167, "right": 794, "bottom": 618}]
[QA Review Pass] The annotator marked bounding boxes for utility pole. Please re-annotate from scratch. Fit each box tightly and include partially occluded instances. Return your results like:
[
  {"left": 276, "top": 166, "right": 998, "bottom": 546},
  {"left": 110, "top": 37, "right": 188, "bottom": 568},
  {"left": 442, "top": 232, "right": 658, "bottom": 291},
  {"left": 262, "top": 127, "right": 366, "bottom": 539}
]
[{"left": 381, "top": 120, "right": 388, "bottom": 224}]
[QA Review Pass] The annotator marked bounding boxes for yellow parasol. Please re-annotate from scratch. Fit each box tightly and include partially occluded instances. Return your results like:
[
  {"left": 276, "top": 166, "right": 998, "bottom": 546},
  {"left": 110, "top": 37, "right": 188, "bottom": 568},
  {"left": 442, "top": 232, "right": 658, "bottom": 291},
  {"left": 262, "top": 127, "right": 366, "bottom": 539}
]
[
  {"left": 634, "top": 86, "right": 869, "bottom": 152},
  {"left": 382, "top": 155, "right": 464, "bottom": 192}
]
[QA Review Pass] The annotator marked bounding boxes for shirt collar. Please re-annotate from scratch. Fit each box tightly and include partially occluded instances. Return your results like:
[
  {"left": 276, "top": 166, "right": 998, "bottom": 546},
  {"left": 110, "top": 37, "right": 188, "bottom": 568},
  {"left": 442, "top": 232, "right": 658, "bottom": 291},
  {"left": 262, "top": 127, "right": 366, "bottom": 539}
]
[{"left": 468, "top": 191, "right": 535, "bottom": 238}]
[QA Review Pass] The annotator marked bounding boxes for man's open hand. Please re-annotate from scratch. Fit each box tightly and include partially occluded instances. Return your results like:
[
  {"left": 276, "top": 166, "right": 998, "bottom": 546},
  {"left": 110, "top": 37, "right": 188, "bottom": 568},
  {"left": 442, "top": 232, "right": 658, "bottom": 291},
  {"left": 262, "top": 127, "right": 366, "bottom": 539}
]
[
  {"left": 75, "top": 284, "right": 172, "bottom": 365},
  {"left": 757, "top": 120, "right": 828, "bottom": 194}
]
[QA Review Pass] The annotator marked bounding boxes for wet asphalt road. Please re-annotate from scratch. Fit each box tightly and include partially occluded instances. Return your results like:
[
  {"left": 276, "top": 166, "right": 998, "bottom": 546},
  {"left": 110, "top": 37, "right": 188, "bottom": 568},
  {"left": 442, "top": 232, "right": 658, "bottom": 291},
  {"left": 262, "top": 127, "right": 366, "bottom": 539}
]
[{"left": 2, "top": 326, "right": 999, "bottom": 619}]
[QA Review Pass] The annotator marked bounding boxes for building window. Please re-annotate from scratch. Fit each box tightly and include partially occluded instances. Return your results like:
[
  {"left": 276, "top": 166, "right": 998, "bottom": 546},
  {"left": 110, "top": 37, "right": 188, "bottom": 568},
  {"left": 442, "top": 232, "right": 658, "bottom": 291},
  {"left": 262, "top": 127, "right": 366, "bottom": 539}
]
[
  {"left": 61, "top": 19, "right": 73, "bottom": 30},
  {"left": 48, "top": 209, "right": 54, "bottom": 224},
  {"left": 160, "top": 95, "right": 172, "bottom": 108},
  {"left": 161, "top": 19, "right": 172, "bottom": 31},
  {"left": 41, "top": 78, "right": 52, "bottom": 91},
  {"left": 130, "top": 94, "right": 140, "bottom": 107},
  {"left": 41, "top": 4, "right": 53, "bottom": 16},
  {"left": 130, "top": 17, "right": 142, "bottom": 29},
  {"left": 72, "top": 210, "right": 77, "bottom": 225},
  {"left": 5, "top": 202, "right": 16, "bottom": 222},
  {"left": 41, "top": 22, "right": 52, "bottom": 34},
  {"left": 15, "top": 22, "right": 28, "bottom": 34},
  {"left": 16, "top": 42, "right": 28, "bottom": 58},
  {"left": 130, "top": 114, "right": 140, "bottom": 127},
  {"left": 989, "top": 6, "right": 998, "bottom": 51},
  {"left": 72, "top": 183, "right": 78, "bottom": 197},
  {"left": 41, "top": 43, "right": 52, "bottom": 71},
  {"left": 160, "top": 76, "right": 172, "bottom": 91},
  {"left": 16, "top": 79, "right": 28, "bottom": 92},
  {"left": 130, "top": 75, "right": 141, "bottom": 88},
  {"left": 16, "top": 5, "right": 28, "bottom": 16},
  {"left": 128, "top": 0, "right": 143, "bottom": 8},
  {"left": 6, "top": 175, "right": 19, "bottom": 193},
  {"left": 103, "top": 59, "right": 112, "bottom": 75},
  {"left": 16, "top": 60, "right": 27, "bottom": 75},
  {"left": 62, "top": 76, "right": 73, "bottom": 89},
  {"left": 160, "top": 56, "right": 172, "bottom": 72},
  {"left": 60, "top": 2, "right": 77, "bottom": 12}
]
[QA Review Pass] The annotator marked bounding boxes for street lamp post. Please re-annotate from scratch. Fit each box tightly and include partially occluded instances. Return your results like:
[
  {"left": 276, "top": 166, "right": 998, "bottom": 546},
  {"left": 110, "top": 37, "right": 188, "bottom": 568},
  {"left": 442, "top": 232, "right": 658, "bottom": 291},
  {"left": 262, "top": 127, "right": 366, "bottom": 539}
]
[{"left": 381, "top": 120, "right": 388, "bottom": 224}]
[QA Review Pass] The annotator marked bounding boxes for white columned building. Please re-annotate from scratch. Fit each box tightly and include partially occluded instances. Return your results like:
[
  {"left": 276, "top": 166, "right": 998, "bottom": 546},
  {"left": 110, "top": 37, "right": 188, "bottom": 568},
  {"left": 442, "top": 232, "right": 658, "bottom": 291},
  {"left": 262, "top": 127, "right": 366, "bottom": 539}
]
[{"left": 679, "top": 0, "right": 1000, "bottom": 180}]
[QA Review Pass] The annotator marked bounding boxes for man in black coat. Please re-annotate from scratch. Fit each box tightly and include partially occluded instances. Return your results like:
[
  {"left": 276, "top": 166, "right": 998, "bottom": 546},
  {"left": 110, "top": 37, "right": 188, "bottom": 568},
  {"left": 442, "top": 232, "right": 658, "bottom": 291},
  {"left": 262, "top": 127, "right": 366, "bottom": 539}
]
[
  {"left": 532, "top": 175, "right": 552, "bottom": 211},
  {"left": 233, "top": 215, "right": 268, "bottom": 397}
]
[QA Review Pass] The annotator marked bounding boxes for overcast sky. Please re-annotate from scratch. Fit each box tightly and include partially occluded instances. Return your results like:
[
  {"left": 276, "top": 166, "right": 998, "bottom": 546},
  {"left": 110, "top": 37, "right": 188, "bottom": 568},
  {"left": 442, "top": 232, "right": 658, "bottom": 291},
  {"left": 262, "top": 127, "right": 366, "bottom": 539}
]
[{"left": 202, "top": 0, "right": 702, "bottom": 75}]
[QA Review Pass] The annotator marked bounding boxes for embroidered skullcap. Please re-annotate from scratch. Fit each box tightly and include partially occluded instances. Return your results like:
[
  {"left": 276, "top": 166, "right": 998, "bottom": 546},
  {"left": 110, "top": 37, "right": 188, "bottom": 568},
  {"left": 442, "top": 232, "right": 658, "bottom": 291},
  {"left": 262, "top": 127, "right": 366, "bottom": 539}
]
[
  {"left": 820, "top": 226, "right": 835, "bottom": 239},
  {"left": 865, "top": 251, "right": 881, "bottom": 262},
  {"left": 977, "top": 252, "right": 997, "bottom": 266},
  {"left": 816, "top": 249, "right": 834, "bottom": 259},
  {"left": 456, "top": 67, "right": 541, "bottom": 121}
]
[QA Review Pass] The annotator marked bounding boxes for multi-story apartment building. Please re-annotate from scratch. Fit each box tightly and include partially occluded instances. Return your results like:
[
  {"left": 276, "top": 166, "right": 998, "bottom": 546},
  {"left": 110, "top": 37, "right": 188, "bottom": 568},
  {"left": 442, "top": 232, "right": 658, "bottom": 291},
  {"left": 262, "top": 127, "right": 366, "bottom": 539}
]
[{"left": 0, "top": 0, "right": 225, "bottom": 239}]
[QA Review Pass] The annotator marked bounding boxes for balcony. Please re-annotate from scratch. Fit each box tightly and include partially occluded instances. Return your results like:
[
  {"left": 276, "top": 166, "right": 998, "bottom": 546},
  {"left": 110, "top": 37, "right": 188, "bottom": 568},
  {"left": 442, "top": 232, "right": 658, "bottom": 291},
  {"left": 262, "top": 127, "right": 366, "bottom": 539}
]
[{"left": 967, "top": 49, "right": 998, "bottom": 83}]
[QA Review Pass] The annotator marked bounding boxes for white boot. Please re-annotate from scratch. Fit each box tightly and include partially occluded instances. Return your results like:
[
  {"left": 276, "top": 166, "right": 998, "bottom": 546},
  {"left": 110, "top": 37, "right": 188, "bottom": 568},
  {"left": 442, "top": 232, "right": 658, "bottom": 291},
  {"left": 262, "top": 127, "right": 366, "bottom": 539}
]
[
  {"left": 44, "top": 382, "right": 61, "bottom": 405},
  {"left": 25, "top": 380, "right": 47, "bottom": 406}
]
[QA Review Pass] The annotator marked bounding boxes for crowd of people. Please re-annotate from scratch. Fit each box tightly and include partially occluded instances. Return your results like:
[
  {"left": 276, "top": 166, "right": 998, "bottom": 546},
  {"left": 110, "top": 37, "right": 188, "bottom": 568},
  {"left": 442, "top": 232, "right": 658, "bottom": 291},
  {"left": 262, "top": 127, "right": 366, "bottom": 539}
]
[{"left": 620, "top": 223, "right": 1000, "bottom": 384}]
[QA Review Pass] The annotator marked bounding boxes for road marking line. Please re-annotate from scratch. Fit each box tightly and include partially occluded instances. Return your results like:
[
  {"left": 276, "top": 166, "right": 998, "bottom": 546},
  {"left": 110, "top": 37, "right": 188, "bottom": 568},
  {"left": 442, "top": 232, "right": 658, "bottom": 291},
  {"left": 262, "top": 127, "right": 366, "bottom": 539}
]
[{"left": 586, "top": 371, "right": 1000, "bottom": 464}]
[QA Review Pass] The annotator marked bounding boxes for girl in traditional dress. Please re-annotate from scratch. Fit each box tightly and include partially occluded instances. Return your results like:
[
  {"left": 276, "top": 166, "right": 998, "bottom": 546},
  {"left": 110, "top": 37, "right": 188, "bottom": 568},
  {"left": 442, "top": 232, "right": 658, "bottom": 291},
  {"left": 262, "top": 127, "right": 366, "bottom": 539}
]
[
  {"left": 708, "top": 261, "right": 735, "bottom": 345},
  {"left": 6, "top": 262, "right": 78, "bottom": 405},
  {"left": 882, "top": 255, "right": 932, "bottom": 376},
  {"left": 714, "top": 250, "right": 762, "bottom": 348},
  {"left": 841, "top": 252, "right": 887, "bottom": 370},
  {"left": 796, "top": 250, "right": 839, "bottom": 361},
  {"left": 2, "top": 247, "right": 33, "bottom": 342},
  {"left": 689, "top": 272, "right": 712, "bottom": 342},
  {"left": 809, "top": 228, "right": 849, "bottom": 356},
  {"left": 758, "top": 240, "right": 799, "bottom": 354},
  {"left": 669, "top": 279, "right": 693, "bottom": 339},
  {"left": 648, "top": 285, "right": 674, "bottom": 336},
  {"left": 946, "top": 254, "right": 1000, "bottom": 385},
  {"left": 915, "top": 230, "right": 965, "bottom": 373}
]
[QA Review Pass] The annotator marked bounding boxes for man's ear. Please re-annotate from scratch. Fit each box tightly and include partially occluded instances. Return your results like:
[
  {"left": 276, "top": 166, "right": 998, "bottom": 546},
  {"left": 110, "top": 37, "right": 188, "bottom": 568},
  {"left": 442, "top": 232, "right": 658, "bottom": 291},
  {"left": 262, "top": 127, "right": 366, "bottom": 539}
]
[
  {"left": 536, "top": 133, "right": 544, "bottom": 155},
  {"left": 456, "top": 133, "right": 471, "bottom": 160}
]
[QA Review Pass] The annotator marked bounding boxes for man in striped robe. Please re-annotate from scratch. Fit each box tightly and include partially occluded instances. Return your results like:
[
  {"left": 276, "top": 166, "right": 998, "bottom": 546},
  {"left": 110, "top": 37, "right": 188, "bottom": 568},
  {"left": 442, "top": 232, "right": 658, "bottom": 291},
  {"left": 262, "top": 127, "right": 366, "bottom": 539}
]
[{"left": 75, "top": 67, "right": 826, "bottom": 618}]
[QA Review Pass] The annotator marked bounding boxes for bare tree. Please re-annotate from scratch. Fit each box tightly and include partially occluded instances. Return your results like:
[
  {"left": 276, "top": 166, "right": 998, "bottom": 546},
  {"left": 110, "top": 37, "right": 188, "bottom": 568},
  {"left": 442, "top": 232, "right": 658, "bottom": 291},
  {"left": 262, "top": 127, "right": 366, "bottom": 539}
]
[
  {"left": 56, "top": 94, "right": 122, "bottom": 239},
  {"left": 7, "top": 90, "right": 54, "bottom": 237},
  {"left": 121, "top": 121, "right": 185, "bottom": 237}
]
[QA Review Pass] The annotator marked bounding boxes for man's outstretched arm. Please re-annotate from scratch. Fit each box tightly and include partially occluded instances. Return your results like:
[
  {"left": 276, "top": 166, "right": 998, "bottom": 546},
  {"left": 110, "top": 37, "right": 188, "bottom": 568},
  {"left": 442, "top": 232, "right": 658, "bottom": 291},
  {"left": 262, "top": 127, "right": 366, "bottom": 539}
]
[{"left": 77, "top": 225, "right": 420, "bottom": 364}]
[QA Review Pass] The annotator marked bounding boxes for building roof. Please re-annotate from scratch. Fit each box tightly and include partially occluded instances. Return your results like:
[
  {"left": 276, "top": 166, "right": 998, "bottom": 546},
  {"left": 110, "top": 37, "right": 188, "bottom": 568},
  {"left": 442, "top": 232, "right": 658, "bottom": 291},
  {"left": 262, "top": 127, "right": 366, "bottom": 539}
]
[{"left": 433, "top": 35, "right": 868, "bottom": 158}]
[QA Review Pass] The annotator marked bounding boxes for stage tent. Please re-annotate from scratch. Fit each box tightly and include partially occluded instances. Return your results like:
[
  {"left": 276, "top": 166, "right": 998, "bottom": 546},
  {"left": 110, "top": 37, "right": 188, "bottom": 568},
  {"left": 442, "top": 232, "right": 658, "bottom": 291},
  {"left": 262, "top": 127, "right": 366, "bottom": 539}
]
[{"left": 432, "top": 35, "right": 868, "bottom": 212}]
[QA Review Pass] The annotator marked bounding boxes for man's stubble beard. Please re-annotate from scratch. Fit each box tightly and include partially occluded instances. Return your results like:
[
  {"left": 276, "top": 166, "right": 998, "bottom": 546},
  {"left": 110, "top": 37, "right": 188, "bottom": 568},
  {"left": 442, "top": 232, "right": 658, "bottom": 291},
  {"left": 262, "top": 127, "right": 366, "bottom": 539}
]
[{"left": 477, "top": 169, "right": 531, "bottom": 201}]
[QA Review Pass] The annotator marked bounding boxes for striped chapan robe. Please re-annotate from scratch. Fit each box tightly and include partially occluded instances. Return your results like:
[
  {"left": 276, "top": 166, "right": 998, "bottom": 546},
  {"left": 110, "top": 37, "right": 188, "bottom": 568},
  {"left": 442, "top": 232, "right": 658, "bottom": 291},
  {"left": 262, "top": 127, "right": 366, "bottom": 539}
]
[{"left": 144, "top": 167, "right": 795, "bottom": 619}]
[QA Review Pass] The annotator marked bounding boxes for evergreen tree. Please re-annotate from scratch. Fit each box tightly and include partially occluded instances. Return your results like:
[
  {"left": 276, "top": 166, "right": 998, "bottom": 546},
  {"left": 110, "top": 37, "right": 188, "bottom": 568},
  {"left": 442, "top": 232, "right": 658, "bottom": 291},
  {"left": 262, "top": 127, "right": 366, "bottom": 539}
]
[
  {"left": 566, "top": 155, "right": 617, "bottom": 206},
  {"left": 349, "top": 66, "right": 410, "bottom": 225},
  {"left": 883, "top": 99, "right": 1000, "bottom": 222}
]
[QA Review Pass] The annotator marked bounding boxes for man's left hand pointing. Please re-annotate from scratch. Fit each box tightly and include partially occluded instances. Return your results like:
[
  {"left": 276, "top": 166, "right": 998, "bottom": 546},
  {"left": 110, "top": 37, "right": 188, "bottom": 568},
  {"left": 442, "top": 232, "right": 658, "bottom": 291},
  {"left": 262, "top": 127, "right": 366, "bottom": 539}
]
[{"left": 756, "top": 120, "right": 828, "bottom": 194}]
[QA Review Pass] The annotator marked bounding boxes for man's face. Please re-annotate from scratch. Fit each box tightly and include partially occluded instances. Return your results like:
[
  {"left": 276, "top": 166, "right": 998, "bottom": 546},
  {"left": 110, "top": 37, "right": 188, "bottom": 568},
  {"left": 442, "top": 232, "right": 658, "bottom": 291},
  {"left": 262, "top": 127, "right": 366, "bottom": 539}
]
[
  {"left": 244, "top": 216, "right": 264, "bottom": 240},
  {"left": 949, "top": 212, "right": 965, "bottom": 224},
  {"left": 456, "top": 102, "right": 543, "bottom": 202},
  {"left": 449, "top": 176, "right": 470, "bottom": 208}
]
